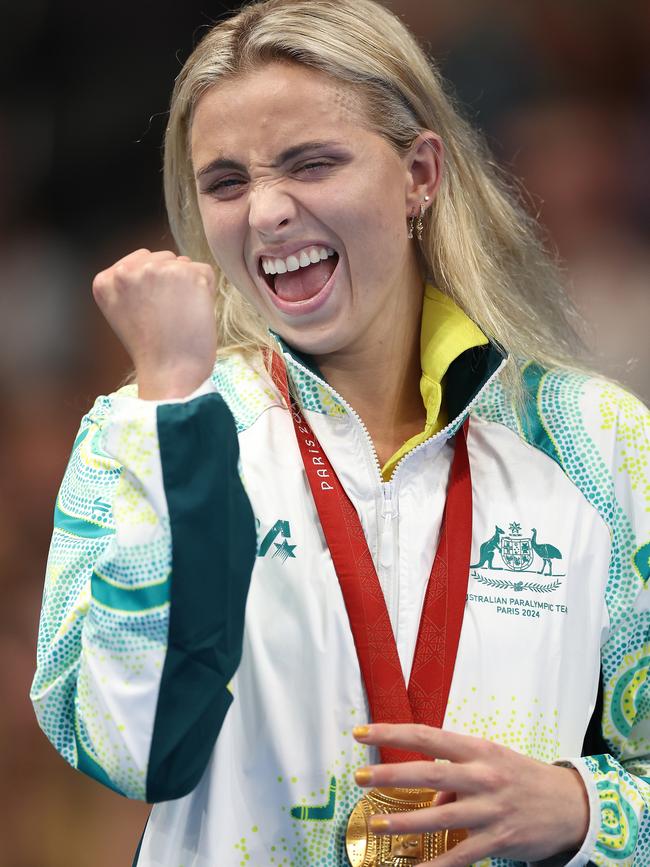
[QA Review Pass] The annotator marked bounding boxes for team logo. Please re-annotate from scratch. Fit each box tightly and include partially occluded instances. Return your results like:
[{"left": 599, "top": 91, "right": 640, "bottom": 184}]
[{"left": 256, "top": 518, "right": 297, "bottom": 562}]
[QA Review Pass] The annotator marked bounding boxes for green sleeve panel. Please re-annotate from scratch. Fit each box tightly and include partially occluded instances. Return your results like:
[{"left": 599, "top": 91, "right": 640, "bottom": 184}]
[
  {"left": 147, "top": 394, "right": 257, "bottom": 803},
  {"left": 32, "top": 389, "right": 257, "bottom": 804}
]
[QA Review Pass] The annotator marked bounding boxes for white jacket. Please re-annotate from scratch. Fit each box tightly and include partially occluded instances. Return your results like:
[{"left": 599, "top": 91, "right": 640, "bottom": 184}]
[{"left": 31, "top": 338, "right": 650, "bottom": 866}]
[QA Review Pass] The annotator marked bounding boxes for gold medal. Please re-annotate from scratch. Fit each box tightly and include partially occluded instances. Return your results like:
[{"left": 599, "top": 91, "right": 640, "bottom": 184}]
[{"left": 345, "top": 788, "right": 466, "bottom": 866}]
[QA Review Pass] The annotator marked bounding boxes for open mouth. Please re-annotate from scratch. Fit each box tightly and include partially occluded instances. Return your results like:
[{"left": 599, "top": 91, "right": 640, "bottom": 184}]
[{"left": 261, "top": 248, "right": 340, "bottom": 304}]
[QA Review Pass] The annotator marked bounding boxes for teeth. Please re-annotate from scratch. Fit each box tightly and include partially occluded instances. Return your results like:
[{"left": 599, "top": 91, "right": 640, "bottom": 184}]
[{"left": 261, "top": 245, "right": 336, "bottom": 276}]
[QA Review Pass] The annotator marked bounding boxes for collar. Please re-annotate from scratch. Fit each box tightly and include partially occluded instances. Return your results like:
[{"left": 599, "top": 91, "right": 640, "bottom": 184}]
[
  {"left": 380, "top": 285, "right": 488, "bottom": 479},
  {"left": 273, "top": 285, "right": 503, "bottom": 481}
]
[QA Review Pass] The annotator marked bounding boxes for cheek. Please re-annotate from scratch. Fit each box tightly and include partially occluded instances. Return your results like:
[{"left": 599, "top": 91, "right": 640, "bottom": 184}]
[
  {"left": 339, "top": 193, "right": 406, "bottom": 277},
  {"left": 199, "top": 207, "right": 245, "bottom": 272}
]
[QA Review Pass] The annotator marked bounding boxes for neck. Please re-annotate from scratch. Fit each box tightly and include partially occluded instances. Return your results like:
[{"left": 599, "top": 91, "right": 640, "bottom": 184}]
[{"left": 314, "top": 283, "right": 426, "bottom": 470}]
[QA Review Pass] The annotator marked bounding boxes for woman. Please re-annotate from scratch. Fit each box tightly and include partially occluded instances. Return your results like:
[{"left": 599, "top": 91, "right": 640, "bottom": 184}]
[{"left": 31, "top": 0, "right": 650, "bottom": 864}]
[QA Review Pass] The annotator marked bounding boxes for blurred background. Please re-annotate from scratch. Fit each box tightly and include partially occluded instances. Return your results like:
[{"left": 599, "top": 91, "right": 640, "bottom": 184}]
[{"left": 0, "top": 1, "right": 648, "bottom": 864}]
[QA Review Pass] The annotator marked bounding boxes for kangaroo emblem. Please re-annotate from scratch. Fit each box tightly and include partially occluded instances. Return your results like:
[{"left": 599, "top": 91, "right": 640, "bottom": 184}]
[{"left": 470, "top": 525, "right": 504, "bottom": 570}]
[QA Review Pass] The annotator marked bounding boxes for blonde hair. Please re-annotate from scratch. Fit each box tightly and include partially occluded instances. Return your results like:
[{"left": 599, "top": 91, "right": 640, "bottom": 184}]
[{"left": 163, "top": 0, "right": 588, "bottom": 391}]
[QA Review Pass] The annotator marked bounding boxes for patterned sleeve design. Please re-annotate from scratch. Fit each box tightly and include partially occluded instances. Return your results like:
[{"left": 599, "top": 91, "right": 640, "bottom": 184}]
[
  {"left": 30, "top": 388, "right": 257, "bottom": 802},
  {"left": 580, "top": 384, "right": 650, "bottom": 865},
  {"left": 513, "top": 368, "right": 650, "bottom": 865}
]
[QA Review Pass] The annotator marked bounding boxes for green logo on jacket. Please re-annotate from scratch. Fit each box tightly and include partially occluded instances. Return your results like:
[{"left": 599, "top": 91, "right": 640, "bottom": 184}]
[
  {"left": 471, "top": 521, "right": 565, "bottom": 594},
  {"left": 257, "top": 519, "right": 297, "bottom": 561}
]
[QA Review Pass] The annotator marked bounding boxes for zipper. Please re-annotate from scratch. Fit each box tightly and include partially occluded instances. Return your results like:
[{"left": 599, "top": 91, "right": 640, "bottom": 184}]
[
  {"left": 281, "top": 349, "right": 508, "bottom": 485},
  {"left": 379, "top": 480, "right": 399, "bottom": 630},
  {"left": 281, "top": 353, "right": 385, "bottom": 484},
  {"left": 388, "top": 356, "right": 509, "bottom": 483},
  {"left": 381, "top": 481, "right": 394, "bottom": 517},
  {"left": 280, "top": 349, "right": 507, "bottom": 645}
]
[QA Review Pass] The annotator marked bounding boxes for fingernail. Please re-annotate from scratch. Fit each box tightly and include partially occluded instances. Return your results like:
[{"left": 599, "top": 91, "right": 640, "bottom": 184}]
[
  {"left": 368, "top": 816, "right": 390, "bottom": 833},
  {"left": 354, "top": 767, "right": 373, "bottom": 786},
  {"left": 353, "top": 725, "right": 370, "bottom": 739}
]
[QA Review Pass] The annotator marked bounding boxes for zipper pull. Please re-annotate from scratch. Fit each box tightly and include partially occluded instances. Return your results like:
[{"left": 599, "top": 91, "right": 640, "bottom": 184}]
[{"left": 381, "top": 482, "right": 393, "bottom": 517}]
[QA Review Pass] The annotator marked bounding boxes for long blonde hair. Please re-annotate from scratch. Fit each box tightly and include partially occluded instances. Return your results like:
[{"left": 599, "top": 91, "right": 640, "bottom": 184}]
[{"left": 163, "top": 0, "right": 587, "bottom": 391}]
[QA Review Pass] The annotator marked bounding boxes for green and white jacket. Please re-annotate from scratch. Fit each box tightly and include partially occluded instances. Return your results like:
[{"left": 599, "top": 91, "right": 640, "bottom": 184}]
[{"left": 31, "top": 337, "right": 650, "bottom": 866}]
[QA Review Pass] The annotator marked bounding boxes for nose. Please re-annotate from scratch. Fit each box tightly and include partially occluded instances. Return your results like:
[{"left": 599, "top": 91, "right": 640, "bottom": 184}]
[{"left": 248, "top": 183, "right": 297, "bottom": 235}]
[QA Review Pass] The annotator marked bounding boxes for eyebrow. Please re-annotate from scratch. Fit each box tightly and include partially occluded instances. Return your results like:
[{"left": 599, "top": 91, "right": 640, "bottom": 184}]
[{"left": 195, "top": 140, "right": 345, "bottom": 179}]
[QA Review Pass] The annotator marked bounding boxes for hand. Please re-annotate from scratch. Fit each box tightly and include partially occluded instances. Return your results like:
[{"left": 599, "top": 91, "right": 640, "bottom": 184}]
[
  {"left": 353, "top": 723, "right": 590, "bottom": 866},
  {"left": 92, "top": 248, "right": 218, "bottom": 399}
]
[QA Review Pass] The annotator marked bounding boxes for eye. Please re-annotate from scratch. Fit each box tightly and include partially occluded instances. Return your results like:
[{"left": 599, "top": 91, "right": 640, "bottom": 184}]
[
  {"left": 203, "top": 177, "right": 246, "bottom": 197},
  {"left": 296, "top": 160, "right": 331, "bottom": 174}
]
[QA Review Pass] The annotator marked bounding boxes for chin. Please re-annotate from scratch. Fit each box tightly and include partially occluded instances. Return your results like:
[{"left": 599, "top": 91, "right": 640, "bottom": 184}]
[{"left": 271, "top": 316, "right": 357, "bottom": 360}]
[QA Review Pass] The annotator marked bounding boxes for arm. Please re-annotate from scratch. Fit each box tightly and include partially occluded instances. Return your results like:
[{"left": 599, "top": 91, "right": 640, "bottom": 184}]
[
  {"left": 565, "top": 388, "right": 650, "bottom": 865},
  {"left": 31, "top": 248, "right": 257, "bottom": 802},
  {"left": 30, "top": 385, "right": 256, "bottom": 802}
]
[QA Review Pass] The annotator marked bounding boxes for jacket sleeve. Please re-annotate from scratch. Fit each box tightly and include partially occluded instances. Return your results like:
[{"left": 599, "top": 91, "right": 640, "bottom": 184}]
[
  {"left": 560, "top": 387, "right": 650, "bottom": 866},
  {"left": 30, "top": 385, "right": 257, "bottom": 802}
]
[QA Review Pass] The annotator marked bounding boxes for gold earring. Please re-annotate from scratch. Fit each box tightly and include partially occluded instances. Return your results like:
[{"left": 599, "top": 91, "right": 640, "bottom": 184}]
[
  {"left": 407, "top": 213, "right": 416, "bottom": 239},
  {"left": 408, "top": 196, "right": 430, "bottom": 241},
  {"left": 414, "top": 204, "right": 425, "bottom": 241}
]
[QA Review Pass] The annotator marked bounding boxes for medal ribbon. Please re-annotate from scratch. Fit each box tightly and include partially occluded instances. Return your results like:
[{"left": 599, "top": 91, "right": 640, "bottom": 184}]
[{"left": 269, "top": 352, "right": 472, "bottom": 763}]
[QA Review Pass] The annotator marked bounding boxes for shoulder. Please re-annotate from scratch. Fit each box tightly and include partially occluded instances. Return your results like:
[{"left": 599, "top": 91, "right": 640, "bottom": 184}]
[
  {"left": 474, "top": 360, "right": 649, "bottom": 507},
  {"left": 475, "top": 359, "right": 648, "bottom": 449},
  {"left": 475, "top": 360, "right": 650, "bottom": 593},
  {"left": 518, "top": 363, "right": 649, "bottom": 468}
]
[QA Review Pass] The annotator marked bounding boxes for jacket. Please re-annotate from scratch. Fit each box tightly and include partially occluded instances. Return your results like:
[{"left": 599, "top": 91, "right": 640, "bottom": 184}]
[{"left": 31, "top": 295, "right": 650, "bottom": 866}]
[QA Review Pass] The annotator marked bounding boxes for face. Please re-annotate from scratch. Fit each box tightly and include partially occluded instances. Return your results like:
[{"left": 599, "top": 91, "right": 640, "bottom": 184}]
[{"left": 191, "top": 62, "right": 430, "bottom": 358}]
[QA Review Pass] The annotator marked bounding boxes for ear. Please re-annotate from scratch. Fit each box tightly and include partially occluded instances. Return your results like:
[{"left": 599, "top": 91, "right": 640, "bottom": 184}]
[{"left": 404, "top": 132, "right": 443, "bottom": 218}]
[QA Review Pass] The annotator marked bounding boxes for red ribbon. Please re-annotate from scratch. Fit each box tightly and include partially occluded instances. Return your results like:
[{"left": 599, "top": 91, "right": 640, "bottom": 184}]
[{"left": 269, "top": 352, "right": 472, "bottom": 763}]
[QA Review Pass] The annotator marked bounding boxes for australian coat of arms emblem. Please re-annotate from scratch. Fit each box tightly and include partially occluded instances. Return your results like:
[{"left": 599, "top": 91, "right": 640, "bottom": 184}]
[{"left": 471, "top": 522, "right": 563, "bottom": 576}]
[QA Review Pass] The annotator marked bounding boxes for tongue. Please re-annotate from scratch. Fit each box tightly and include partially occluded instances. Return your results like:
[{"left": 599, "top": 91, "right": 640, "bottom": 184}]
[{"left": 274, "top": 257, "right": 337, "bottom": 302}]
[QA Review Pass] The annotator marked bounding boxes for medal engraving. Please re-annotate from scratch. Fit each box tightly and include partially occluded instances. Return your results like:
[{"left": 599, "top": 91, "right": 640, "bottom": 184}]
[
  {"left": 389, "top": 833, "right": 425, "bottom": 859},
  {"left": 345, "top": 788, "right": 466, "bottom": 866}
]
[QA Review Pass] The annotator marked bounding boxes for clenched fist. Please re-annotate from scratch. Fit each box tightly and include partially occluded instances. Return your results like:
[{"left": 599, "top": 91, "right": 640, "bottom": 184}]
[{"left": 92, "top": 248, "right": 218, "bottom": 400}]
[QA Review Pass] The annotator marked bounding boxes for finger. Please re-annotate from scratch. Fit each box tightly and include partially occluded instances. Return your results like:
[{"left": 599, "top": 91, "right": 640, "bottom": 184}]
[
  {"left": 355, "top": 760, "right": 475, "bottom": 795},
  {"left": 353, "top": 723, "right": 482, "bottom": 763},
  {"left": 367, "top": 799, "right": 490, "bottom": 837},
  {"left": 434, "top": 789, "right": 456, "bottom": 807},
  {"left": 195, "top": 262, "right": 216, "bottom": 288},
  {"left": 95, "top": 249, "right": 177, "bottom": 286},
  {"left": 416, "top": 830, "right": 493, "bottom": 867},
  {"left": 105, "top": 247, "right": 152, "bottom": 270},
  {"left": 137, "top": 251, "right": 181, "bottom": 271},
  {"left": 159, "top": 259, "right": 214, "bottom": 290},
  {"left": 116, "top": 249, "right": 180, "bottom": 269}
]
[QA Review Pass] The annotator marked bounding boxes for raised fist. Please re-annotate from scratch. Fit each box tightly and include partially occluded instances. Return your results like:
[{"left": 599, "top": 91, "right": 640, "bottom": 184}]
[{"left": 92, "top": 248, "right": 218, "bottom": 399}]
